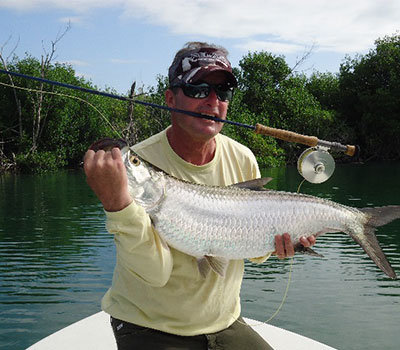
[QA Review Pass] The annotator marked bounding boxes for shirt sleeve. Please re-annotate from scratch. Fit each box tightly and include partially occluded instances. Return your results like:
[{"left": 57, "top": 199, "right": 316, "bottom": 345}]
[{"left": 105, "top": 201, "right": 174, "bottom": 287}]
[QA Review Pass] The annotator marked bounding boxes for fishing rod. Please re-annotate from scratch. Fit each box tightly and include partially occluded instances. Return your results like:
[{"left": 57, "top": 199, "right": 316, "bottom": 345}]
[
  {"left": 0, "top": 68, "right": 253, "bottom": 130},
  {"left": 0, "top": 68, "right": 359, "bottom": 164}
]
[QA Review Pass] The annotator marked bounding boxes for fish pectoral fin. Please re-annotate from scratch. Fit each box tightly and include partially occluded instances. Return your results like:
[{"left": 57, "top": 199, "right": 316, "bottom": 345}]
[
  {"left": 197, "top": 257, "right": 211, "bottom": 278},
  {"left": 197, "top": 256, "right": 229, "bottom": 278},
  {"left": 231, "top": 177, "right": 273, "bottom": 191},
  {"left": 206, "top": 256, "right": 229, "bottom": 277},
  {"left": 294, "top": 243, "right": 324, "bottom": 258}
]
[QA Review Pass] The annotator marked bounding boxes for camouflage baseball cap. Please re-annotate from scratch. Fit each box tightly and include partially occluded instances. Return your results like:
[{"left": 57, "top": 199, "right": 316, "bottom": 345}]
[{"left": 168, "top": 47, "right": 237, "bottom": 87}]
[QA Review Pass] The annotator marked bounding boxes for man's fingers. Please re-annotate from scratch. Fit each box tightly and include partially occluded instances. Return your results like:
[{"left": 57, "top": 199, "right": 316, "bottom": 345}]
[
  {"left": 283, "top": 233, "right": 294, "bottom": 257},
  {"left": 111, "top": 148, "right": 126, "bottom": 170},
  {"left": 111, "top": 147, "right": 122, "bottom": 160},
  {"left": 275, "top": 234, "right": 295, "bottom": 259},
  {"left": 275, "top": 234, "right": 316, "bottom": 259},
  {"left": 83, "top": 150, "right": 96, "bottom": 175},
  {"left": 93, "top": 149, "right": 106, "bottom": 162},
  {"left": 275, "top": 233, "right": 296, "bottom": 259},
  {"left": 83, "top": 149, "right": 95, "bottom": 162},
  {"left": 308, "top": 235, "right": 316, "bottom": 246},
  {"left": 299, "top": 235, "right": 316, "bottom": 247},
  {"left": 84, "top": 148, "right": 122, "bottom": 180},
  {"left": 274, "top": 234, "right": 284, "bottom": 259}
]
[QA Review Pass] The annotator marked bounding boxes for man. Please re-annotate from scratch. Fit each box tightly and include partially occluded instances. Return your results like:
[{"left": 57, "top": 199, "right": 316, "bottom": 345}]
[{"left": 84, "top": 42, "right": 315, "bottom": 350}]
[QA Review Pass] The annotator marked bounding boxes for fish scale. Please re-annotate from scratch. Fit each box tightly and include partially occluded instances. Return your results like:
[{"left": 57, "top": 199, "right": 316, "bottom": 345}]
[
  {"left": 90, "top": 138, "right": 399, "bottom": 279},
  {"left": 150, "top": 175, "right": 363, "bottom": 259}
]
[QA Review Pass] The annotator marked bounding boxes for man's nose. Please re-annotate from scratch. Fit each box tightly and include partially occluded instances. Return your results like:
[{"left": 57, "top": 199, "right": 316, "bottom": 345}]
[{"left": 204, "top": 88, "right": 219, "bottom": 106}]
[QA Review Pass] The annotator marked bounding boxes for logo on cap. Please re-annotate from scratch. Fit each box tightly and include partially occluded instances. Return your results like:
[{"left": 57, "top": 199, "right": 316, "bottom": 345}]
[{"left": 169, "top": 48, "right": 237, "bottom": 87}]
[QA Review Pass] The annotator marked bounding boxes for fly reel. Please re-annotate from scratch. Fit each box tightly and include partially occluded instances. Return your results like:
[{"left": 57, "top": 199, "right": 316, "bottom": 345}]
[{"left": 297, "top": 147, "right": 335, "bottom": 184}]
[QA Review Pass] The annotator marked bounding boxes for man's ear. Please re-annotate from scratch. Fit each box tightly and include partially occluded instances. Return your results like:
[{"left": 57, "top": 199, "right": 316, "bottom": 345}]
[{"left": 165, "top": 89, "right": 176, "bottom": 108}]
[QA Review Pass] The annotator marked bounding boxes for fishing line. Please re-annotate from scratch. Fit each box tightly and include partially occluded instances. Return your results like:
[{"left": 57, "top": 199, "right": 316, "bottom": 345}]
[
  {"left": 262, "top": 257, "right": 294, "bottom": 325},
  {"left": 234, "top": 257, "right": 294, "bottom": 329},
  {"left": 0, "top": 80, "right": 122, "bottom": 138},
  {"left": 257, "top": 181, "right": 305, "bottom": 324},
  {"left": 237, "top": 179, "right": 305, "bottom": 328},
  {"left": 297, "top": 178, "right": 306, "bottom": 194}
]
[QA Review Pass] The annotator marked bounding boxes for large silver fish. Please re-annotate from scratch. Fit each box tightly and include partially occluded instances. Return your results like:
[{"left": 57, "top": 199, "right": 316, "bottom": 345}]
[{"left": 91, "top": 139, "right": 399, "bottom": 279}]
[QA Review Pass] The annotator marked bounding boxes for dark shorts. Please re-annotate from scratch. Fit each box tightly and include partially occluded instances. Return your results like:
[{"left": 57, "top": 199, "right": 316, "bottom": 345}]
[{"left": 111, "top": 316, "right": 274, "bottom": 350}]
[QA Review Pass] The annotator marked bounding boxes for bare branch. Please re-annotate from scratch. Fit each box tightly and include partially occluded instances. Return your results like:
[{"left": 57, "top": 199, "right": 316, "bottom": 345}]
[
  {"left": 290, "top": 42, "right": 316, "bottom": 74},
  {"left": 123, "top": 81, "right": 138, "bottom": 143},
  {"left": 42, "top": 21, "right": 71, "bottom": 65},
  {"left": 32, "top": 23, "right": 71, "bottom": 151},
  {"left": 1, "top": 34, "right": 20, "bottom": 61},
  {"left": 0, "top": 35, "right": 12, "bottom": 55},
  {"left": 7, "top": 35, "right": 20, "bottom": 61},
  {"left": 0, "top": 36, "right": 23, "bottom": 138}
]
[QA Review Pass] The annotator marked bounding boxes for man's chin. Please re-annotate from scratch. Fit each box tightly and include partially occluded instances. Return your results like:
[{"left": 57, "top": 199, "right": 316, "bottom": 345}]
[{"left": 196, "top": 124, "right": 223, "bottom": 139}]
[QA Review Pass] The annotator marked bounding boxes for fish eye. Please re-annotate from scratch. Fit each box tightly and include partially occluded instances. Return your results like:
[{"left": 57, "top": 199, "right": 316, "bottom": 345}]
[{"left": 130, "top": 155, "right": 141, "bottom": 166}]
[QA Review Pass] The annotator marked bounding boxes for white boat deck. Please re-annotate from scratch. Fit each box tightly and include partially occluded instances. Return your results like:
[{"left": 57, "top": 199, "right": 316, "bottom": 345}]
[{"left": 27, "top": 311, "right": 337, "bottom": 350}]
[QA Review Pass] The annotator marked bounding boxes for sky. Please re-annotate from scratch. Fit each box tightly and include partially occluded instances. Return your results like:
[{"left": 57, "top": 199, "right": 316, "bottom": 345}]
[{"left": 0, "top": 0, "right": 399, "bottom": 95}]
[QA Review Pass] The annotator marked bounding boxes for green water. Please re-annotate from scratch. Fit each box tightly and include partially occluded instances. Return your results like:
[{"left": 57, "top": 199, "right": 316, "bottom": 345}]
[{"left": 0, "top": 163, "right": 399, "bottom": 350}]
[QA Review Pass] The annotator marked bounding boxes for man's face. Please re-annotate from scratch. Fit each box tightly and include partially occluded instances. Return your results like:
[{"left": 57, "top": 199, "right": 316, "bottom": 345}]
[{"left": 166, "top": 71, "right": 231, "bottom": 142}]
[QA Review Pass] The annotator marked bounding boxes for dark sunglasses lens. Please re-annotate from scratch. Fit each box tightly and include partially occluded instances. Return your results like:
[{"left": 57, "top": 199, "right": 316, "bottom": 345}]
[
  {"left": 183, "top": 84, "right": 210, "bottom": 99},
  {"left": 181, "top": 83, "right": 234, "bottom": 101},
  {"left": 215, "top": 84, "right": 233, "bottom": 101}
]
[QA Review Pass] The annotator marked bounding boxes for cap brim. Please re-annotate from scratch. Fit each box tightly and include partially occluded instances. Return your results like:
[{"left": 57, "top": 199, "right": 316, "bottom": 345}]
[{"left": 184, "top": 66, "right": 238, "bottom": 87}]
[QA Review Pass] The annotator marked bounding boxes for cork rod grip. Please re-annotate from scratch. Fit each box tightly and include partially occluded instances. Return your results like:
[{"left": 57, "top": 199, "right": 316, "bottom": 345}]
[{"left": 255, "top": 123, "right": 319, "bottom": 147}]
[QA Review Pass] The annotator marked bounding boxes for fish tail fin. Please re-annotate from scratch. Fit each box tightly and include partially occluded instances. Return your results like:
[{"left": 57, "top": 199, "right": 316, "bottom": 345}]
[
  {"left": 350, "top": 206, "right": 400, "bottom": 279},
  {"left": 360, "top": 206, "right": 400, "bottom": 227}
]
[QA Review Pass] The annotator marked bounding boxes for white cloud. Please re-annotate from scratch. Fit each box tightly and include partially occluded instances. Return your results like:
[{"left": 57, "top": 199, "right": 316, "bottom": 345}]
[
  {"left": 117, "top": 0, "right": 400, "bottom": 53},
  {"left": 58, "top": 16, "right": 86, "bottom": 24},
  {"left": 0, "top": 0, "right": 121, "bottom": 12},
  {"left": 234, "top": 40, "right": 306, "bottom": 55},
  {"left": 1, "top": 0, "right": 400, "bottom": 54}
]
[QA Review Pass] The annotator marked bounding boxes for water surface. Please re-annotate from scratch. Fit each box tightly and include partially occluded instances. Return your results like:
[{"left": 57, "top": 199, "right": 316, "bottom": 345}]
[{"left": 0, "top": 163, "right": 399, "bottom": 350}]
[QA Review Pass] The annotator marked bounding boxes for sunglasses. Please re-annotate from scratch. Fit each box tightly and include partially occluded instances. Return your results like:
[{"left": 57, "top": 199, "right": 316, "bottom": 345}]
[{"left": 172, "top": 82, "right": 235, "bottom": 102}]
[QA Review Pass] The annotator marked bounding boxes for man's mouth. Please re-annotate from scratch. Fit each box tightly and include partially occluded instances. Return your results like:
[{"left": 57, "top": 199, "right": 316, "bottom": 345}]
[{"left": 199, "top": 113, "right": 222, "bottom": 123}]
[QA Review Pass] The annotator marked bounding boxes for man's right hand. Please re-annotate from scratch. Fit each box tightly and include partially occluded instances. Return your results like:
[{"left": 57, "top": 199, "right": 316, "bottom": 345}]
[{"left": 83, "top": 147, "right": 133, "bottom": 212}]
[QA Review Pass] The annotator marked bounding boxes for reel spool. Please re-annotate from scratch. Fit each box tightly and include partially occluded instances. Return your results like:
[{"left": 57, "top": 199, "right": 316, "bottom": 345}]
[{"left": 297, "top": 147, "right": 335, "bottom": 184}]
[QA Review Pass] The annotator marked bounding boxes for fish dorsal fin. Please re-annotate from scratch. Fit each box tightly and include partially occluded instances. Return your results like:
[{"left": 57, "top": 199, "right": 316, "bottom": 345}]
[
  {"left": 197, "top": 256, "right": 229, "bottom": 278},
  {"left": 232, "top": 177, "right": 273, "bottom": 191}
]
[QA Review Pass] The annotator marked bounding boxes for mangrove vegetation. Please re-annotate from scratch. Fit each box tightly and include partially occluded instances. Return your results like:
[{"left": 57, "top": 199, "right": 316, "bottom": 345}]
[{"left": 1, "top": 33, "right": 400, "bottom": 173}]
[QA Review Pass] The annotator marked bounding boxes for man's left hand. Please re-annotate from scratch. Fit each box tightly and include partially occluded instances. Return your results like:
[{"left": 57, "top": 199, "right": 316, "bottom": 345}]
[{"left": 274, "top": 233, "right": 316, "bottom": 259}]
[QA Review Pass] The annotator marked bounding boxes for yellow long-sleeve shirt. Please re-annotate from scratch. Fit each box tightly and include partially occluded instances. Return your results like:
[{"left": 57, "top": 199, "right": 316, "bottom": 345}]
[{"left": 101, "top": 128, "right": 263, "bottom": 336}]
